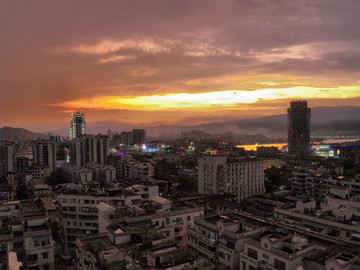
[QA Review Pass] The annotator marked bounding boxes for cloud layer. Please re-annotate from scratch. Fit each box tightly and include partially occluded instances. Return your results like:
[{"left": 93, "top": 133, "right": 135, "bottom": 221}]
[{"left": 1, "top": 0, "right": 360, "bottom": 132}]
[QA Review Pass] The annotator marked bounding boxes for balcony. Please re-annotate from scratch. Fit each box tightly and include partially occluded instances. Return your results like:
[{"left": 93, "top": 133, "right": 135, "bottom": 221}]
[
  {"left": 219, "top": 243, "right": 235, "bottom": 255},
  {"left": 188, "top": 240, "right": 215, "bottom": 258},
  {"left": 24, "top": 226, "right": 51, "bottom": 238},
  {"left": 27, "top": 257, "right": 39, "bottom": 266},
  {"left": 240, "top": 253, "right": 264, "bottom": 268},
  {"left": 188, "top": 229, "right": 217, "bottom": 246}
]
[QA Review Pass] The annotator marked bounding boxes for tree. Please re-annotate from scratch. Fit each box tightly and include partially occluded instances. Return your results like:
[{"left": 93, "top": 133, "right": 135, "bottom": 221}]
[
  {"left": 176, "top": 176, "right": 197, "bottom": 193},
  {"left": 153, "top": 158, "right": 177, "bottom": 181},
  {"left": 46, "top": 171, "right": 68, "bottom": 186},
  {"left": 16, "top": 178, "right": 28, "bottom": 200},
  {"left": 265, "top": 166, "right": 289, "bottom": 192}
]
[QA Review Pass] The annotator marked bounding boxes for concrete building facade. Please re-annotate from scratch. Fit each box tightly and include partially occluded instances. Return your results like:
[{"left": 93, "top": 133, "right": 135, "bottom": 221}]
[{"left": 198, "top": 156, "right": 265, "bottom": 203}]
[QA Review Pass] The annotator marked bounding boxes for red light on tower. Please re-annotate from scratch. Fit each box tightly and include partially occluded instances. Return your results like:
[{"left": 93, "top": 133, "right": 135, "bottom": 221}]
[{"left": 26, "top": 133, "right": 29, "bottom": 137}]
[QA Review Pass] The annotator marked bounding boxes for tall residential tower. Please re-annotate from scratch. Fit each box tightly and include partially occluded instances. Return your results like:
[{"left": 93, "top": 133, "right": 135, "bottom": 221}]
[
  {"left": 287, "top": 100, "right": 311, "bottom": 156},
  {"left": 69, "top": 112, "right": 85, "bottom": 140}
]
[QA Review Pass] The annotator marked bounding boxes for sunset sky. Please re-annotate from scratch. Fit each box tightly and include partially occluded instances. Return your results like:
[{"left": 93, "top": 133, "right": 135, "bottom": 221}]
[{"left": 1, "top": 0, "right": 360, "bottom": 132}]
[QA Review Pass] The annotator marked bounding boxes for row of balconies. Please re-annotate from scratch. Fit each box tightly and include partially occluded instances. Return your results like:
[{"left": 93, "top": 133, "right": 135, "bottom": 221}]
[
  {"left": 188, "top": 229, "right": 217, "bottom": 246},
  {"left": 188, "top": 239, "right": 216, "bottom": 258}
]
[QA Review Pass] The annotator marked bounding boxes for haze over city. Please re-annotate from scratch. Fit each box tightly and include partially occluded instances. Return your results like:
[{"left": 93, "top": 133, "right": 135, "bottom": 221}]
[
  {"left": 3, "top": 2, "right": 360, "bottom": 270},
  {"left": 1, "top": 0, "right": 360, "bottom": 133}
]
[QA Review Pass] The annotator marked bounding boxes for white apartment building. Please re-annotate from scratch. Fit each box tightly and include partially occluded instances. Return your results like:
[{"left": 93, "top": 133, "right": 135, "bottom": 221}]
[
  {"left": 60, "top": 163, "right": 92, "bottom": 182},
  {"left": 84, "top": 162, "right": 116, "bottom": 183},
  {"left": 240, "top": 230, "right": 316, "bottom": 270},
  {"left": 97, "top": 201, "right": 204, "bottom": 243},
  {"left": 57, "top": 191, "right": 125, "bottom": 255},
  {"left": 113, "top": 158, "right": 152, "bottom": 180},
  {"left": 291, "top": 171, "right": 360, "bottom": 199},
  {"left": 0, "top": 201, "right": 56, "bottom": 270},
  {"left": 57, "top": 183, "right": 160, "bottom": 255},
  {"left": 198, "top": 156, "right": 265, "bottom": 203},
  {"left": 187, "top": 214, "right": 261, "bottom": 269}
]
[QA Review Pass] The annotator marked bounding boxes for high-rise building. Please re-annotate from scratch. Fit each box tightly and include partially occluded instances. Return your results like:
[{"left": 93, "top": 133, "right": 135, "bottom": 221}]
[
  {"left": 198, "top": 156, "right": 265, "bottom": 203},
  {"left": 120, "top": 131, "right": 133, "bottom": 146},
  {"left": 69, "top": 112, "right": 85, "bottom": 140},
  {"left": 287, "top": 100, "right": 311, "bottom": 156},
  {"left": 69, "top": 134, "right": 110, "bottom": 166},
  {"left": 32, "top": 139, "right": 57, "bottom": 173},
  {"left": 132, "top": 129, "right": 146, "bottom": 145},
  {"left": 0, "top": 141, "right": 15, "bottom": 177}
]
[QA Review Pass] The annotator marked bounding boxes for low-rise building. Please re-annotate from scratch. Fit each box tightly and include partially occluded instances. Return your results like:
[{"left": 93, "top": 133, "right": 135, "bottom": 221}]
[
  {"left": 302, "top": 245, "right": 360, "bottom": 270},
  {"left": 187, "top": 213, "right": 261, "bottom": 269},
  {"left": 22, "top": 201, "right": 55, "bottom": 270},
  {"left": 56, "top": 186, "right": 126, "bottom": 255},
  {"left": 240, "top": 230, "right": 316, "bottom": 270}
]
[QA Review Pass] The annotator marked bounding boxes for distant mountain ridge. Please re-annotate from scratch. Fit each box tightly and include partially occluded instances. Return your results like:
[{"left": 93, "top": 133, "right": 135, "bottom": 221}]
[
  {"left": 0, "top": 126, "right": 45, "bottom": 140},
  {"left": 22, "top": 106, "right": 360, "bottom": 138},
  {"left": 144, "top": 106, "right": 360, "bottom": 137}
]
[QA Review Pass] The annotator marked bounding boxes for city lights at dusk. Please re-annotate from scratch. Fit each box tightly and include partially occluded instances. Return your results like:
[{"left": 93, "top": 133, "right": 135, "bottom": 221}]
[{"left": 2, "top": 2, "right": 360, "bottom": 270}]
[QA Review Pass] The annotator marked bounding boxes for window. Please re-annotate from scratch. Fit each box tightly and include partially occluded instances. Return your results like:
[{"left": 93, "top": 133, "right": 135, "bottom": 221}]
[
  {"left": 226, "top": 240, "right": 235, "bottom": 249},
  {"left": 27, "top": 254, "right": 38, "bottom": 261},
  {"left": 44, "top": 266, "right": 49, "bottom": 270},
  {"left": 248, "top": 248, "right": 258, "bottom": 260},
  {"left": 42, "top": 252, "right": 48, "bottom": 259},
  {"left": 13, "top": 230, "right": 23, "bottom": 237},
  {"left": 42, "top": 239, "right": 50, "bottom": 246},
  {"left": 274, "top": 259, "right": 286, "bottom": 270},
  {"left": 13, "top": 242, "right": 23, "bottom": 248}
]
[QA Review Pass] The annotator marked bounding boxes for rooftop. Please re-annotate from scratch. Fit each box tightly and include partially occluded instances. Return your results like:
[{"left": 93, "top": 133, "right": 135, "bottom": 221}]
[
  {"left": 81, "top": 236, "right": 114, "bottom": 259},
  {"left": 21, "top": 201, "right": 45, "bottom": 217},
  {"left": 40, "top": 197, "right": 57, "bottom": 211}
]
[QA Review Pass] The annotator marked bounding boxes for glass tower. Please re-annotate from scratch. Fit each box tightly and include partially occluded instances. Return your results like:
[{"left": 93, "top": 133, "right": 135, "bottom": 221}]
[{"left": 69, "top": 112, "right": 86, "bottom": 140}]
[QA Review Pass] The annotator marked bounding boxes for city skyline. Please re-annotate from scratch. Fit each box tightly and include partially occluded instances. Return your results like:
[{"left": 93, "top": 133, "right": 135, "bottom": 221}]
[{"left": 1, "top": 1, "right": 360, "bottom": 132}]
